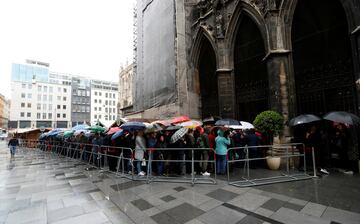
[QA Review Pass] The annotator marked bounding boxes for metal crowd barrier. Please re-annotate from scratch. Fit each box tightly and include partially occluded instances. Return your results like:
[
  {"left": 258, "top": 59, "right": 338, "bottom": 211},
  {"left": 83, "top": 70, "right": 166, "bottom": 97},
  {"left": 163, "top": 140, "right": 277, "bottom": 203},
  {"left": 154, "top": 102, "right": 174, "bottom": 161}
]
[{"left": 227, "top": 143, "right": 317, "bottom": 187}]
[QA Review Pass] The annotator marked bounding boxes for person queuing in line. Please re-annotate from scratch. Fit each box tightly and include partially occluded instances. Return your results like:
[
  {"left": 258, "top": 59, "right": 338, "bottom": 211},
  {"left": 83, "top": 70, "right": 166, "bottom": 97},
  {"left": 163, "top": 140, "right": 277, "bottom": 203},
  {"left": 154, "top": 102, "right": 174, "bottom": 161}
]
[
  {"left": 91, "top": 132, "right": 103, "bottom": 166},
  {"left": 134, "top": 130, "right": 147, "bottom": 176},
  {"left": 215, "top": 129, "right": 231, "bottom": 175},
  {"left": 8, "top": 135, "right": 19, "bottom": 158},
  {"left": 155, "top": 133, "right": 167, "bottom": 176}
]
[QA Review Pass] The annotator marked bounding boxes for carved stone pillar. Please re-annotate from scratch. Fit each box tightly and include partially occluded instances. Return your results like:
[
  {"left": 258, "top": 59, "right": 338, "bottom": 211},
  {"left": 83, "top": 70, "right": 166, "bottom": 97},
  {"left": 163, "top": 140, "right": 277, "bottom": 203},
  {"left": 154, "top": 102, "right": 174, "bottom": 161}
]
[
  {"left": 217, "top": 69, "right": 236, "bottom": 118},
  {"left": 265, "top": 51, "right": 294, "bottom": 139}
]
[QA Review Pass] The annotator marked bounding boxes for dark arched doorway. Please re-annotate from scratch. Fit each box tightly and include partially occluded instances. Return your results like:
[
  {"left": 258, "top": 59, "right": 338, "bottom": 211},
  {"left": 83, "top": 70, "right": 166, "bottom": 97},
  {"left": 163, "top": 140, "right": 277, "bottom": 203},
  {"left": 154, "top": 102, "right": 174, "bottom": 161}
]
[
  {"left": 198, "top": 37, "right": 219, "bottom": 118},
  {"left": 234, "top": 15, "right": 269, "bottom": 122},
  {"left": 292, "top": 0, "right": 357, "bottom": 115}
]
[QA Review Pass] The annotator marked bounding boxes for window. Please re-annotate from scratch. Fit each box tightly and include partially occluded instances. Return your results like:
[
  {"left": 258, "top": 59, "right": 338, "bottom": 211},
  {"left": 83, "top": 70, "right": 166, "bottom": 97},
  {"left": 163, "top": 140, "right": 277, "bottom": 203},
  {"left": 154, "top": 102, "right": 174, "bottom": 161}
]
[
  {"left": 105, "top": 108, "right": 108, "bottom": 113},
  {"left": 63, "top": 88, "right": 67, "bottom": 93},
  {"left": 105, "top": 100, "right": 108, "bottom": 105},
  {"left": 57, "top": 105, "right": 60, "bottom": 109},
  {"left": 49, "top": 95, "right": 52, "bottom": 101},
  {"left": 95, "top": 91, "right": 97, "bottom": 96},
  {"left": 48, "top": 113, "right": 52, "bottom": 119},
  {"left": 63, "top": 96, "right": 66, "bottom": 101},
  {"left": 27, "top": 93, "right": 32, "bottom": 99},
  {"left": 28, "top": 84, "right": 32, "bottom": 89},
  {"left": 44, "top": 86, "right": 48, "bottom": 92},
  {"left": 22, "top": 83, "right": 26, "bottom": 88},
  {"left": 38, "top": 85, "right": 42, "bottom": 91},
  {"left": 43, "top": 95, "right": 47, "bottom": 101},
  {"left": 99, "top": 107, "right": 102, "bottom": 111},
  {"left": 49, "top": 104, "right": 52, "bottom": 110},
  {"left": 63, "top": 105, "right": 66, "bottom": 109},
  {"left": 57, "top": 113, "right": 60, "bottom": 118},
  {"left": 27, "top": 112, "right": 31, "bottom": 117},
  {"left": 57, "top": 96, "right": 61, "bottom": 101},
  {"left": 113, "top": 93, "right": 115, "bottom": 98},
  {"left": 49, "top": 87, "right": 53, "bottom": 92},
  {"left": 94, "top": 99, "right": 97, "bottom": 103},
  {"left": 37, "top": 103, "right": 41, "bottom": 110},
  {"left": 27, "top": 103, "right": 31, "bottom": 108},
  {"left": 105, "top": 115, "right": 108, "bottom": 120},
  {"left": 105, "top": 93, "right": 108, "bottom": 98},
  {"left": 99, "top": 92, "right": 102, "bottom": 96},
  {"left": 21, "top": 103, "right": 25, "bottom": 108},
  {"left": 113, "top": 115, "right": 115, "bottom": 120},
  {"left": 38, "top": 94, "right": 41, "bottom": 101},
  {"left": 21, "top": 93, "right": 25, "bottom": 98},
  {"left": 20, "top": 112, "right": 24, "bottom": 117},
  {"left": 42, "top": 113, "right": 46, "bottom": 119},
  {"left": 94, "top": 107, "right": 97, "bottom": 111},
  {"left": 94, "top": 115, "right": 97, "bottom": 119},
  {"left": 99, "top": 115, "right": 102, "bottom": 119},
  {"left": 62, "top": 114, "right": 66, "bottom": 118},
  {"left": 113, "top": 101, "right": 115, "bottom": 106},
  {"left": 37, "top": 113, "right": 40, "bottom": 119},
  {"left": 113, "top": 108, "right": 115, "bottom": 113},
  {"left": 99, "top": 99, "right": 102, "bottom": 104}
]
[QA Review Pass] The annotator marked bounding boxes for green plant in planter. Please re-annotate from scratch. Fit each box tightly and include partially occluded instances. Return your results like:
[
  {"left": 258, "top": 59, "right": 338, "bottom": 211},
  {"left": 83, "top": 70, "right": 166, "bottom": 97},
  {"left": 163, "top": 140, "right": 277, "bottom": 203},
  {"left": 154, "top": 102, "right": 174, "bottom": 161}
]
[{"left": 253, "top": 110, "right": 284, "bottom": 145}]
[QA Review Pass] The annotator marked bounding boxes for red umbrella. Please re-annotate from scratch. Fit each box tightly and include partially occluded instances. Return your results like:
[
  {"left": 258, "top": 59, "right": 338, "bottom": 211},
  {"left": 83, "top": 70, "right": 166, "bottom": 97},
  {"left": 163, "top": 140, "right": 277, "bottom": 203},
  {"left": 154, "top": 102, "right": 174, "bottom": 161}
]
[
  {"left": 107, "top": 127, "right": 121, "bottom": 135},
  {"left": 172, "top": 115, "right": 191, "bottom": 124}
]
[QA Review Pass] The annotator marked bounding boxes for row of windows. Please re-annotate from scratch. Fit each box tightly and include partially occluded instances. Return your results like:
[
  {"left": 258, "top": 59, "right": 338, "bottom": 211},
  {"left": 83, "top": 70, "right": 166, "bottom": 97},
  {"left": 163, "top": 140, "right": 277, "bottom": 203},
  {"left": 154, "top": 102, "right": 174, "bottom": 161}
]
[
  {"left": 93, "top": 99, "right": 116, "bottom": 106},
  {"left": 94, "top": 114, "right": 116, "bottom": 121},
  {"left": 72, "top": 105, "right": 90, "bottom": 113},
  {"left": 94, "top": 91, "right": 116, "bottom": 98},
  {"left": 36, "top": 94, "right": 67, "bottom": 102},
  {"left": 20, "top": 112, "right": 67, "bottom": 119},
  {"left": 73, "top": 89, "right": 90, "bottom": 97},
  {"left": 93, "top": 107, "right": 116, "bottom": 113},
  {"left": 20, "top": 103, "right": 32, "bottom": 108}
]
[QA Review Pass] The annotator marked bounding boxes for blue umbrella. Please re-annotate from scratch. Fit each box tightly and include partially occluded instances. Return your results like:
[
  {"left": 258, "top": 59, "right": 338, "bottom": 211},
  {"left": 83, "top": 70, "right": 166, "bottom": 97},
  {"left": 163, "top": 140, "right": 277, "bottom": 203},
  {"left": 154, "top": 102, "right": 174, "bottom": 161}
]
[
  {"left": 72, "top": 124, "right": 89, "bottom": 131},
  {"left": 120, "top": 122, "right": 146, "bottom": 131},
  {"left": 111, "top": 130, "right": 125, "bottom": 140}
]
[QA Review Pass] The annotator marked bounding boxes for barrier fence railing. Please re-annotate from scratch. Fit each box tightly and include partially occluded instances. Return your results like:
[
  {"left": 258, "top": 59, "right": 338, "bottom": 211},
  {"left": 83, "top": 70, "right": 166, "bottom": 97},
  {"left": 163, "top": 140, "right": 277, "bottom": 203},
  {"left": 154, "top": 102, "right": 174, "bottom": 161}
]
[
  {"left": 16, "top": 139, "right": 316, "bottom": 187},
  {"left": 227, "top": 143, "right": 316, "bottom": 187}
]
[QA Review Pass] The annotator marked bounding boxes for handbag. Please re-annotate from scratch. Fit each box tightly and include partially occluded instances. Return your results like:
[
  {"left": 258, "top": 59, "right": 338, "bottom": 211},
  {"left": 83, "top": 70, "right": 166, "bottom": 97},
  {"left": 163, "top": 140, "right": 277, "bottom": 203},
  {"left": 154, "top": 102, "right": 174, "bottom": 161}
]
[{"left": 141, "top": 158, "right": 147, "bottom": 166}]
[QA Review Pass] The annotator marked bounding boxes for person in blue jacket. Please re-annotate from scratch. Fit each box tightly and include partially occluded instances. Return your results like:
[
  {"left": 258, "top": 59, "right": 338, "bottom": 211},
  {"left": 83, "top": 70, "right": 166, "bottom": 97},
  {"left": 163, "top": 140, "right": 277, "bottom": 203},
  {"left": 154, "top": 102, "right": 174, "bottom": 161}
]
[{"left": 215, "top": 129, "right": 231, "bottom": 175}]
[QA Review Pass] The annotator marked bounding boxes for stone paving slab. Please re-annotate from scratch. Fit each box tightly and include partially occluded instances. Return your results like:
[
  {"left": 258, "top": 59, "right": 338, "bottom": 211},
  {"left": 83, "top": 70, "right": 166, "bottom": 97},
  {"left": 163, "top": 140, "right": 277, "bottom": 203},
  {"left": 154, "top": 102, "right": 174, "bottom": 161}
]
[{"left": 1, "top": 142, "right": 360, "bottom": 224}]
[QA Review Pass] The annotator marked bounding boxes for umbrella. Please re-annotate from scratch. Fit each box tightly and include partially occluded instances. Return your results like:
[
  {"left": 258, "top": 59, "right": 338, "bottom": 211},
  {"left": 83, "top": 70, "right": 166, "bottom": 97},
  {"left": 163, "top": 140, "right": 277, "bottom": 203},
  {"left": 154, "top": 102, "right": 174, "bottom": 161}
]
[
  {"left": 289, "top": 114, "right": 321, "bottom": 126},
  {"left": 87, "top": 125, "right": 106, "bottom": 133},
  {"left": 178, "top": 120, "right": 203, "bottom": 128},
  {"left": 72, "top": 124, "right": 89, "bottom": 131},
  {"left": 151, "top": 119, "right": 172, "bottom": 126},
  {"left": 240, "top": 121, "right": 255, "bottom": 129},
  {"left": 170, "top": 127, "right": 188, "bottom": 143},
  {"left": 63, "top": 130, "right": 74, "bottom": 138},
  {"left": 107, "top": 127, "right": 121, "bottom": 135},
  {"left": 225, "top": 125, "right": 243, "bottom": 130},
  {"left": 172, "top": 115, "right": 191, "bottom": 124},
  {"left": 74, "top": 129, "right": 90, "bottom": 136},
  {"left": 111, "top": 130, "right": 125, "bottom": 140},
  {"left": 120, "top": 122, "right": 146, "bottom": 131},
  {"left": 165, "top": 125, "right": 182, "bottom": 131},
  {"left": 323, "top": 111, "right": 360, "bottom": 125},
  {"left": 215, "top": 118, "right": 240, "bottom": 126},
  {"left": 203, "top": 116, "right": 221, "bottom": 124},
  {"left": 144, "top": 123, "right": 163, "bottom": 133}
]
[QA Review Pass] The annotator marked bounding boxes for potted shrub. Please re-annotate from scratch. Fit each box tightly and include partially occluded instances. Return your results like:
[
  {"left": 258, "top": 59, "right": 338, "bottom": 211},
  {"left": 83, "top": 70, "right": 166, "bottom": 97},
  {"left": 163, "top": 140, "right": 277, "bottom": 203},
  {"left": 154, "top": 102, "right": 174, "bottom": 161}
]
[{"left": 253, "top": 110, "right": 284, "bottom": 170}]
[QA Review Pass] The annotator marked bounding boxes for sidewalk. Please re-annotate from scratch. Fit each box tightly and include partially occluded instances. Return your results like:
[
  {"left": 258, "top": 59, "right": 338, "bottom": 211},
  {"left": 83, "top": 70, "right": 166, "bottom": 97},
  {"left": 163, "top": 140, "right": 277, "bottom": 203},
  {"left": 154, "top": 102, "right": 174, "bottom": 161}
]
[{"left": 1, "top": 141, "right": 360, "bottom": 224}]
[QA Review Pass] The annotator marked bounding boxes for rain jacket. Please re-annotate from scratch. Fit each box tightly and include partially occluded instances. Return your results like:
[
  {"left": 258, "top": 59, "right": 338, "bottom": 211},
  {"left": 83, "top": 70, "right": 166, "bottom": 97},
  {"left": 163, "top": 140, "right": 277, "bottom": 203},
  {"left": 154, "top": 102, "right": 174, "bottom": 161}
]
[{"left": 215, "top": 129, "right": 231, "bottom": 155}]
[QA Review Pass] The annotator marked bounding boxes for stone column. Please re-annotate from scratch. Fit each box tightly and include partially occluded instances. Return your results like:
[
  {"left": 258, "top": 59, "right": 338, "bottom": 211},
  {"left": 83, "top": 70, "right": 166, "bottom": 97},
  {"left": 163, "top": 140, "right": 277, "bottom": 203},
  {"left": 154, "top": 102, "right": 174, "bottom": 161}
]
[
  {"left": 217, "top": 69, "right": 236, "bottom": 118},
  {"left": 265, "top": 51, "right": 295, "bottom": 140}
]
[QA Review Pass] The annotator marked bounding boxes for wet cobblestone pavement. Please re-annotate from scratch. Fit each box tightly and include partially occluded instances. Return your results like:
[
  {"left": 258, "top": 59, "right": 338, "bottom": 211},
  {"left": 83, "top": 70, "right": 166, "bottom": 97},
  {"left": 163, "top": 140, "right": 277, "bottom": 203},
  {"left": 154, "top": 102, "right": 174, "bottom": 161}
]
[{"left": 1, "top": 142, "right": 360, "bottom": 224}]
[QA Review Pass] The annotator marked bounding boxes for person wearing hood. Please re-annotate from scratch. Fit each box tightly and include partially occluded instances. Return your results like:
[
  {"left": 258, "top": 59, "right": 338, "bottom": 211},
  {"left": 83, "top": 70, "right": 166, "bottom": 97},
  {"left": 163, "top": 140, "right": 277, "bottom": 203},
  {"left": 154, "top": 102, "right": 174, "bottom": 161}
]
[{"left": 215, "top": 129, "right": 231, "bottom": 175}]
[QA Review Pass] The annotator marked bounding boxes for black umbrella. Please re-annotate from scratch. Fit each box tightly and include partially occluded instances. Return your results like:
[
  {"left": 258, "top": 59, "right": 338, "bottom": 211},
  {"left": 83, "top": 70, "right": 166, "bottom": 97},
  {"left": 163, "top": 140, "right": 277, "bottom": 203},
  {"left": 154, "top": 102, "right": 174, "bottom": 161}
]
[
  {"left": 215, "top": 118, "right": 240, "bottom": 126},
  {"left": 203, "top": 116, "right": 222, "bottom": 124},
  {"left": 120, "top": 122, "right": 146, "bottom": 131},
  {"left": 289, "top": 114, "right": 321, "bottom": 126},
  {"left": 323, "top": 111, "right": 360, "bottom": 125}
]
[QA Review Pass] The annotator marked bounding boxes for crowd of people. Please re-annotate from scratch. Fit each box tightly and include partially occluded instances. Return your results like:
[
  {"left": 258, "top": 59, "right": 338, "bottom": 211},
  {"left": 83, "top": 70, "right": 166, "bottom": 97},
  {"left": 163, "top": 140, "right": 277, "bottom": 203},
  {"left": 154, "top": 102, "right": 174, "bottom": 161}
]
[{"left": 38, "top": 125, "right": 267, "bottom": 177}]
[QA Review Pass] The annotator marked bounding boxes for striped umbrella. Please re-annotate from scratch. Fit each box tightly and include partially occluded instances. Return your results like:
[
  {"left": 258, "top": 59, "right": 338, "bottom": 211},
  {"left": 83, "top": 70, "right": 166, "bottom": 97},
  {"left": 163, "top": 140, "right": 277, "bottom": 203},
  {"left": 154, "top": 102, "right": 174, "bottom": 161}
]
[{"left": 170, "top": 128, "right": 188, "bottom": 144}]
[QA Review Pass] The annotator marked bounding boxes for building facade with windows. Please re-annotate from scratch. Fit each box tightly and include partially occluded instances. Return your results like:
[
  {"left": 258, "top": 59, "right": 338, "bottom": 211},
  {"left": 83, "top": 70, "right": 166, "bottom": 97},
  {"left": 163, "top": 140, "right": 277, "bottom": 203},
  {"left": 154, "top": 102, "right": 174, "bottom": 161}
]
[
  {"left": 0, "top": 94, "right": 10, "bottom": 129},
  {"left": 90, "top": 80, "right": 118, "bottom": 125},
  {"left": 70, "top": 77, "right": 91, "bottom": 126},
  {"left": 9, "top": 63, "right": 72, "bottom": 129},
  {"left": 118, "top": 63, "right": 134, "bottom": 117}
]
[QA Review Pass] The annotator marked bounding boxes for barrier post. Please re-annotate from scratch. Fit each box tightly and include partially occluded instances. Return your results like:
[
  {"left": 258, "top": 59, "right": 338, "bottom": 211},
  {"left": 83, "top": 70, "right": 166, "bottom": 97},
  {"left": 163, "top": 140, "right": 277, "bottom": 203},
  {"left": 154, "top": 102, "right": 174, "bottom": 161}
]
[
  {"left": 191, "top": 149, "right": 195, "bottom": 186},
  {"left": 311, "top": 147, "right": 318, "bottom": 177}
]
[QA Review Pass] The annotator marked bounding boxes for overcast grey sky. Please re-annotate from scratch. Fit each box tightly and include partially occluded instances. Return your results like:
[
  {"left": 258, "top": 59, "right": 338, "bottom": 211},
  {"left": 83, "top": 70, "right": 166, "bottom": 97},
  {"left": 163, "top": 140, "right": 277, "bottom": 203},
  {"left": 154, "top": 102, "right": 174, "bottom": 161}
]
[{"left": 0, "top": 0, "right": 135, "bottom": 99}]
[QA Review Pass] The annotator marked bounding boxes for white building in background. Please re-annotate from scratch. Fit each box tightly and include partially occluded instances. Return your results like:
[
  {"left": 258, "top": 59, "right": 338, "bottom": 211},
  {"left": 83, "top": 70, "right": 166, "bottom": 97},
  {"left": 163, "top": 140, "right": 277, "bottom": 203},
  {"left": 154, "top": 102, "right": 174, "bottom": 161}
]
[
  {"left": 10, "top": 61, "right": 72, "bottom": 129},
  {"left": 90, "top": 80, "right": 118, "bottom": 126}
]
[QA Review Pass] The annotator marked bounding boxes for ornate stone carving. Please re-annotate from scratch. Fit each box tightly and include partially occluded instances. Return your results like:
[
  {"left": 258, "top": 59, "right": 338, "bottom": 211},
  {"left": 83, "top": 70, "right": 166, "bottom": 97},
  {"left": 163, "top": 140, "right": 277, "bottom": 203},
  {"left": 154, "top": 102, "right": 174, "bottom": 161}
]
[
  {"left": 215, "top": 12, "right": 225, "bottom": 38},
  {"left": 249, "top": 0, "right": 279, "bottom": 15}
]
